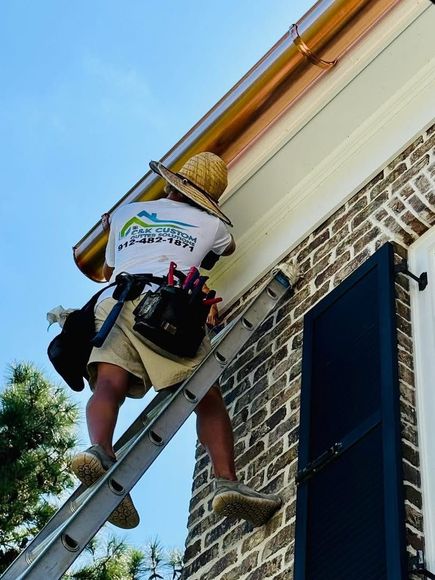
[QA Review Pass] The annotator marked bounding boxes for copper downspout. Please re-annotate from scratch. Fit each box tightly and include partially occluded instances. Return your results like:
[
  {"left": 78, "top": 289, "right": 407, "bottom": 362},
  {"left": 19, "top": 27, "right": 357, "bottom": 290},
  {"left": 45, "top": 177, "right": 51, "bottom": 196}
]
[{"left": 74, "top": 0, "right": 401, "bottom": 281}]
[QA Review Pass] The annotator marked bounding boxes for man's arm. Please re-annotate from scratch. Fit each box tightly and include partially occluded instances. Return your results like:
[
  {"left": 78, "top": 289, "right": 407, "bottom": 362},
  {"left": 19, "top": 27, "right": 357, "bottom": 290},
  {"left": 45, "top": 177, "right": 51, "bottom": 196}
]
[
  {"left": 221, "top": 235, "right": 236, "bottom": 256},
  {"left": 103, "top": 263, "right": 114, "bottom": 281},
  {"left": 202, "top": 236, "right": 235, "bottom": 325},
  {"left": 101, "top": 213, "right": 115, "bottom": 281},
  {"left": 201, "top": 234, "right": 236, "bottom": 269}
]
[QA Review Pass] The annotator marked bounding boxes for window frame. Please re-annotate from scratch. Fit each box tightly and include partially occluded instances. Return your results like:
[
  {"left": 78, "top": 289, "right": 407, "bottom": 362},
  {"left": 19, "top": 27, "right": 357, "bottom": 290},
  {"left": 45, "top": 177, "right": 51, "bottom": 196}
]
[{"left": 409, "top": 231, "right": 435, "bottom": 571}]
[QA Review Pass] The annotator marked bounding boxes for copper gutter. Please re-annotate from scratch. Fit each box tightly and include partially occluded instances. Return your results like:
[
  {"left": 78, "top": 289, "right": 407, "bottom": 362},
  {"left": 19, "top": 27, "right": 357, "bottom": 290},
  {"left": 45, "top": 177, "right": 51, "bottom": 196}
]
[{"left": 74, "top": 0, "right": 402, "bottom": 282}]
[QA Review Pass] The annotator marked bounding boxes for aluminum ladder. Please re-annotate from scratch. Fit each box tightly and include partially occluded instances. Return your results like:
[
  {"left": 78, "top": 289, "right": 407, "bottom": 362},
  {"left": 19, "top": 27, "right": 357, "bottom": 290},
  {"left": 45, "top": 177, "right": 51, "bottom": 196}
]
[{"left": 1, "top": 265, "right": 296, "bottom": 579}]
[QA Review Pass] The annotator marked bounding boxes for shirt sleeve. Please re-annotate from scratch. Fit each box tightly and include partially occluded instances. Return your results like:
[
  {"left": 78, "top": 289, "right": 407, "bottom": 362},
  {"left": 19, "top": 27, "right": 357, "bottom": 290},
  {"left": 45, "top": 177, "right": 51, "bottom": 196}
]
[
  {"left": 104, "top": 211, "right": 117, "bottom": 267},
  {"left": 211, "top": 218, "right": 232, "bottom": 256}
]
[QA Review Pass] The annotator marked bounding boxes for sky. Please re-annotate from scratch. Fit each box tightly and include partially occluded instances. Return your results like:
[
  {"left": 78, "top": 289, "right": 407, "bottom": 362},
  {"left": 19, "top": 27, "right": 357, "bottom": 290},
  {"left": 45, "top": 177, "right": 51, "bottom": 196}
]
[{"left": 0, "top": 0, "right": 313, "bottom": 559}]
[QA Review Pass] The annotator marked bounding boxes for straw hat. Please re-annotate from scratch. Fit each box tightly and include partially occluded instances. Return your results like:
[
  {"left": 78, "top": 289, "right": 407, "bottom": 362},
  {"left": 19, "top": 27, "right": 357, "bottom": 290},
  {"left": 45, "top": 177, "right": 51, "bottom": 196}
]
[{"left": 149, "top": 152, "right": 233, "bottom": 226}]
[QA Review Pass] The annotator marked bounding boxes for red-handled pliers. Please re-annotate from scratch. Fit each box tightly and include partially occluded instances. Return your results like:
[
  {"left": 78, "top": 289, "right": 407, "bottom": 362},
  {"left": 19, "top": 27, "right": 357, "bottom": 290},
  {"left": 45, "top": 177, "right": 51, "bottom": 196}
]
[
  {"left": 168, "top": 261, "right": 177, "bottom": 286},
  {"left": 189, "top": 275, "right": 209, "bottom": 303},
  {"left": 203, "top": 297, "right": 223, "bottom": 305},
  {"left": 183, "top": 267, "right": 199, "bottom": 290}
]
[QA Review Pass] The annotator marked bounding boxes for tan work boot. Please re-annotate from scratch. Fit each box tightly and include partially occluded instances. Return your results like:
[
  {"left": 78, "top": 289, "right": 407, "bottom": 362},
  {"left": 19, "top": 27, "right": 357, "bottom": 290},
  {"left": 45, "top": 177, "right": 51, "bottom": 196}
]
[
  {"left": 212, "top": 478, "right": 282, "bottom": 527},
  {"left": 71, "top": 444, "right": 140, "bottom": 529}
]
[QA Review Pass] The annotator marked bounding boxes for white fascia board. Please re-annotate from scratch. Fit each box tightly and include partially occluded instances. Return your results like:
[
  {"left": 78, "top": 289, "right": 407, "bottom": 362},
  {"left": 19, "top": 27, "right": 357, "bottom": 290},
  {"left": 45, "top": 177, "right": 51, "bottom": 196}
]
[
  {"left": 211, "top": 0, "right": 434, "bottom": 306},
  {"left": 409, "top": 232, "right": 435, "bottom": 570}
]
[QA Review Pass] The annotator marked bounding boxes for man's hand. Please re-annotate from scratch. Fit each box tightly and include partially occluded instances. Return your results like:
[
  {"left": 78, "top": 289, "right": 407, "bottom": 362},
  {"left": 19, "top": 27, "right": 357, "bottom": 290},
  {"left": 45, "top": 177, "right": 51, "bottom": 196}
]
[
  {"left": 101, "top": 214, "right": 113, "bottom": 280},
  {"left": 101, "top": 213, "right": 111, "bottom": 232},
  {"left": 206, "top": 303, "right": 219, "bottom": 327},
  {"left": 203, "top": 283, "right": 220, "bottom": 327},
  {"left": 103, "top": 262, "right": 114, "bottom": 281}
]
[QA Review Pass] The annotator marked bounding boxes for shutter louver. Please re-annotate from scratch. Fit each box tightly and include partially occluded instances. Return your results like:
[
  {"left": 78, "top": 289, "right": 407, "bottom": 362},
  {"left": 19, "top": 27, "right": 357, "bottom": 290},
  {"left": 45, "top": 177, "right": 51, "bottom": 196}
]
[{"left": 294, "top": 242, "right": 407, "bottom": 580}]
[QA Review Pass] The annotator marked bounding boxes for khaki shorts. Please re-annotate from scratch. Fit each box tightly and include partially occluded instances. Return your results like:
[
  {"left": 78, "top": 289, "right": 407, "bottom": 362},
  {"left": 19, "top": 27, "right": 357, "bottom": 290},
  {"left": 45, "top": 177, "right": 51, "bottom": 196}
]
[{"left": 88, "top": 297, "right": 211, "bottom": 398}]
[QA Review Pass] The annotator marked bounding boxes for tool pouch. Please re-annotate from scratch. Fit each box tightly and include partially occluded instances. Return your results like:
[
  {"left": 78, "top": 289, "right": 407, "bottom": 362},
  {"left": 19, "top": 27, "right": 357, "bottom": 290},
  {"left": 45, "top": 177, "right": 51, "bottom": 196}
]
[
  {"left": 47, "top": 283, "right": 116, "bottom": 392},
  {"left": 133, "top": 285, "right": 210, "bottom": 357},
  {"left": 47, "top": 272, "right": 162, "bottom": 391}
]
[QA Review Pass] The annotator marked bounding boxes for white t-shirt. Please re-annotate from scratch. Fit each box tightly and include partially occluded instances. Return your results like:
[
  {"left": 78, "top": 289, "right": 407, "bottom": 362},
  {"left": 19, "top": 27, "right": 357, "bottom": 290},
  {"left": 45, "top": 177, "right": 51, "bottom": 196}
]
[{"left": 102, "top": 199, "right": 231, "bottom": 296}]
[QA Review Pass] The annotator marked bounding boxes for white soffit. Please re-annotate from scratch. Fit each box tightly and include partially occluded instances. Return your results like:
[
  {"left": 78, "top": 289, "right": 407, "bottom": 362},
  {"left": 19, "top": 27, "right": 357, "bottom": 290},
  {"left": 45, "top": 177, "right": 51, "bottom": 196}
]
[{"left": 212, "top": 0, "right": 435, "bottom": 306}]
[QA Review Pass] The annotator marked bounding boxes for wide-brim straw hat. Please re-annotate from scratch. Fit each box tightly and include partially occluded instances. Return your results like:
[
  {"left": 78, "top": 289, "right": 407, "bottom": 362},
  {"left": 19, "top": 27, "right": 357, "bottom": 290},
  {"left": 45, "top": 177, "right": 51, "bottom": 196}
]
[{"left": 149, "top": 152, "right": 233, "bottom": 226}]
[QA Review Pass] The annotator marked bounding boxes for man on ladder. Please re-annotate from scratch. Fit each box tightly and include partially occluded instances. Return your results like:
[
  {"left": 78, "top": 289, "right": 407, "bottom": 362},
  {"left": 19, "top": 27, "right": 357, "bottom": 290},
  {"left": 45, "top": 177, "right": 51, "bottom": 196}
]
[{"left": 71, "top": 152, "right": 282, "bottom": 530}]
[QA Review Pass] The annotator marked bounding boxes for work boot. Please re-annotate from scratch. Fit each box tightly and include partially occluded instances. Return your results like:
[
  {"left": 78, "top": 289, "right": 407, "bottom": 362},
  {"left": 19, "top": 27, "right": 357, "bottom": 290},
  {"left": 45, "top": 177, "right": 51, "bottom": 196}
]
[
  {"left": 212, "top": 478, "right": 282, "bottom": 527},
  {"left": 71, "top": 444, "right": 140, "bottom": 529}
]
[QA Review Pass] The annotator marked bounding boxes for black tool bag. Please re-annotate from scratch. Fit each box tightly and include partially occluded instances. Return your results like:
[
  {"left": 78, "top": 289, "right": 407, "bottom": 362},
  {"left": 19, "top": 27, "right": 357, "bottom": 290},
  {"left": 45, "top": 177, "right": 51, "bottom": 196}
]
[
  {"left": 47, "top": 285, "right": 114, "bottom": 392},
  {"left": 47, "top": 272, "right": 158, "bottom": 392},
  {"left": 133, "top": 284, "right": 211, "bottom": 358}
]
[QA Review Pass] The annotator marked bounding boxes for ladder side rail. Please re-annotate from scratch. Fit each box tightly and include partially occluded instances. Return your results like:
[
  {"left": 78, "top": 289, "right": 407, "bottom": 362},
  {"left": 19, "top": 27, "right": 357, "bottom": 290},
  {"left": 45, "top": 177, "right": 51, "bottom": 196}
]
[
  {"left": 0, "top": 388, "right": 182, "bottom": 580},
  {"left": 21, "top": 376, "right": 213, "bottom": 579},
  {"left": 3, "top": 273, "right": 293, "bottom": 580},
  {"left": 4, "top": 385, "right": 188, "bottom": 580},
  {"left": 114, "top": 388, "right": 176, "bottom": 451},
  {"left": 4, "top": 389, "right": 176, "bottom": 566}
]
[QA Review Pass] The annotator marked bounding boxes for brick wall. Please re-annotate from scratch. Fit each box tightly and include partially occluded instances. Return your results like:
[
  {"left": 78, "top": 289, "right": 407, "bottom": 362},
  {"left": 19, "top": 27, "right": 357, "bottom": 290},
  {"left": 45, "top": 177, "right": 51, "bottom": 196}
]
[{"left": 182, "top": 124, "right": 435, "bottom": 580}]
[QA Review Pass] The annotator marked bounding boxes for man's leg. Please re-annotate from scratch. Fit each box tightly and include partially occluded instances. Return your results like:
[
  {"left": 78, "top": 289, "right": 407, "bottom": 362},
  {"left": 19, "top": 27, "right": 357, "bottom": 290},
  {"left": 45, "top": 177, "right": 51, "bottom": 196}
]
[
  {"left": 71, "top": 362, "right": 139, "bottom": 529},
  {"left": 86, "top": 362, "right": 130, "bottom": 459},
  {"left": 195, "top": 384, "right": 282, "bottom": 527},
  {"left": 195, "top": 384, "right": 237, "bottom": 481}
]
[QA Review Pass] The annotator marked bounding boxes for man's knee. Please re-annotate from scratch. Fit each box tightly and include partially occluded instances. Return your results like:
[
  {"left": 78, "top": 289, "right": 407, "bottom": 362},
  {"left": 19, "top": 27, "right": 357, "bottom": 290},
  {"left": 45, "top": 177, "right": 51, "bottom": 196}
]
[{"left": 93, "top": 364, "right": 129, "bottom": 404}]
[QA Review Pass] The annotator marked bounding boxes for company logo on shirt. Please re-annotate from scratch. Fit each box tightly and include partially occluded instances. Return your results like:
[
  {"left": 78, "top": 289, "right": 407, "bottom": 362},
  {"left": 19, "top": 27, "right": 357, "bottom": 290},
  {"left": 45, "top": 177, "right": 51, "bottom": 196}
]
[{"left": 120, "top": 210, "right": 198, "bottom": 238}]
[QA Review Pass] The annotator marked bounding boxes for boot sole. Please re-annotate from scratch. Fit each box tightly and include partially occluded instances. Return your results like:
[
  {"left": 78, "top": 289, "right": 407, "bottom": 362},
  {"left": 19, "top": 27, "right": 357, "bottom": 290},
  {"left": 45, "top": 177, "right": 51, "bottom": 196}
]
[
  {"left": 71, "top": 451, "right": 139, "bottom": 529},
  {"left": 212, "top": 491, "right": 281, "bottom": 527}
]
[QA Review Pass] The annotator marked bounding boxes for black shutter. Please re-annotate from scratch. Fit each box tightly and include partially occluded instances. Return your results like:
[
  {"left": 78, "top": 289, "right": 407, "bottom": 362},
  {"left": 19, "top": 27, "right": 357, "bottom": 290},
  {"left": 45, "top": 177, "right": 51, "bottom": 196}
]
[{"left": 294, "top": 242, "right": 407, "bottom": 580}]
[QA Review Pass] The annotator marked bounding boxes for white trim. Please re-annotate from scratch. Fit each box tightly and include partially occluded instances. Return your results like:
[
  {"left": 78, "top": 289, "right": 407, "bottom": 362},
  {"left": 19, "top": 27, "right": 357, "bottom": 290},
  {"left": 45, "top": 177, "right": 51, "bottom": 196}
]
[
  {"left": 409, "top": 230, "right": 435, "bottom": 570},
  {"left": 210, "top": 2, "right": 435, "bottom": 307}
]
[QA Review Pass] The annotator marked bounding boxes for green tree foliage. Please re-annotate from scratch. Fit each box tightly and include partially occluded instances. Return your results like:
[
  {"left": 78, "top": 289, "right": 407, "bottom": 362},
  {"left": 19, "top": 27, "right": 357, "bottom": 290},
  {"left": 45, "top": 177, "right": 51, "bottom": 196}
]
[
  {"left": 66, "top": 536, "right": 133, "bottom": 580},
  {"left": 165, "top": 547, "right": 183, "bottom": 580},
  {"left": 65, "top": 537, "right": 184, "bottom": 580},
  {"left": 0, "top": 363, "right": 79, "bottom": 571},
  {"left": 144, "top": 538, "right": 164, "bottom": 579},
  {"left": 0, "top": 363, "right": 185, "bottom": 579}
]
